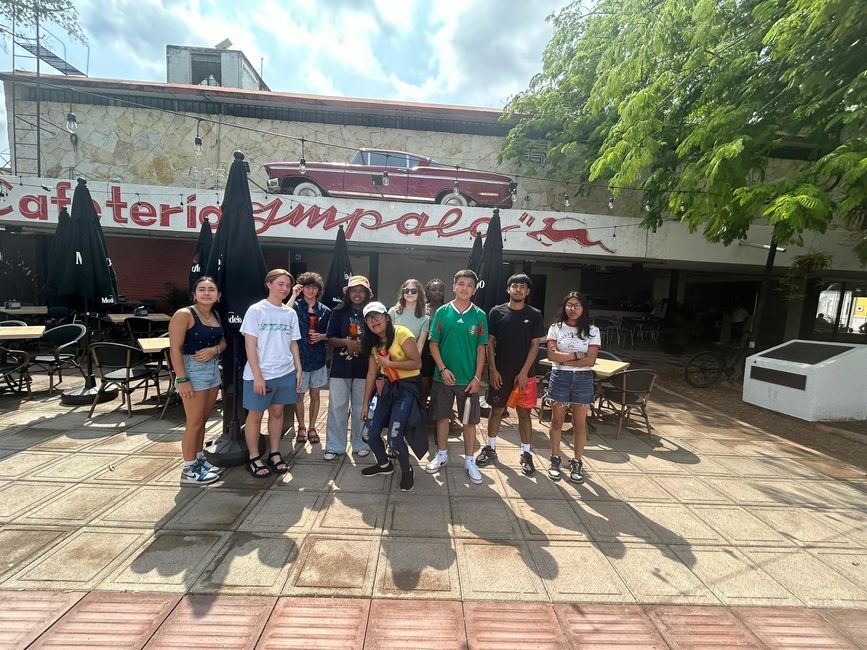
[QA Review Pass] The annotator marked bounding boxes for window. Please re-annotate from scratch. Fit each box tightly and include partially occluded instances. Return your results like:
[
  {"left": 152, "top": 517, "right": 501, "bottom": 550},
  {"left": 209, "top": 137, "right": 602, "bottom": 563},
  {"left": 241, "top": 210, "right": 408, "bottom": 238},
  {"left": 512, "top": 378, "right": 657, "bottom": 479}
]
[{"left": 811, "top": 282, "right": 867, "bottom": 342}]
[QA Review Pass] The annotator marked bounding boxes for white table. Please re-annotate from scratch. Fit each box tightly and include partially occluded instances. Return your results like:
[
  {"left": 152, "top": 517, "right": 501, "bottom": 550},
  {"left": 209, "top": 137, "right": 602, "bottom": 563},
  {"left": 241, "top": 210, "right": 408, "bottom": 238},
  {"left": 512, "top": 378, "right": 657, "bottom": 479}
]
[
  {"left": 0, "top": 306, "right": 48, "bottom": 316},
  {"left": 0, "top": 326, "right": 46, "bottom": 341},
  {"left": 540, "top": 357, "right": 630, "bottom": 378},
  {"left": 137, "top": 337, "right": 171, "bottom": 355},
  {"left": 106, "top": 313, "right": 172, "bottom": 324}
]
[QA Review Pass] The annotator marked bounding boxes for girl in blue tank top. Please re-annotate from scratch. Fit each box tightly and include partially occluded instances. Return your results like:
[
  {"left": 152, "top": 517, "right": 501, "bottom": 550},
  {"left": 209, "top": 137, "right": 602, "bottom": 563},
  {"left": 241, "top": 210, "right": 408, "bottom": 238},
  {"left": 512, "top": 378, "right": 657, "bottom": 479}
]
[{"left": 168, "top": 276, "right": 227, "bottom": 485}]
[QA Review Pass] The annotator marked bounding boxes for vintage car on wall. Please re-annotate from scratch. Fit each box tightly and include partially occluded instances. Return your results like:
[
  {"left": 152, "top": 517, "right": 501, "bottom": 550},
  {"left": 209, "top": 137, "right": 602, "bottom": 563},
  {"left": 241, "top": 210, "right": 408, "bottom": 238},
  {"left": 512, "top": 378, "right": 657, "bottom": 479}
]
[{"left": 264, "top": 148, "right": 514, "bottom": 208}]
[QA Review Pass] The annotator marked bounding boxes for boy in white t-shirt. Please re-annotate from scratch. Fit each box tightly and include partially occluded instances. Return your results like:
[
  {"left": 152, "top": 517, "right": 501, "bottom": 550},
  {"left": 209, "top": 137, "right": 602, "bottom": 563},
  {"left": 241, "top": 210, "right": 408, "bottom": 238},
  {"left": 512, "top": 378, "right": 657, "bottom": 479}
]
[{"left": 241, "top": 269, "right": 303, "bottom": 478}]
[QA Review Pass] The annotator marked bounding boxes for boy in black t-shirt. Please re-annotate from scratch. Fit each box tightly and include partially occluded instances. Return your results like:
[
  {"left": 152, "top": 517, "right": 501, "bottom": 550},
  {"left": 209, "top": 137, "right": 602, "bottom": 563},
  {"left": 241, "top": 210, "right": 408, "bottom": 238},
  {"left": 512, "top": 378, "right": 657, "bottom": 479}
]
[{"left": 478, "top": 274, "right": 544, "bottom": 476}]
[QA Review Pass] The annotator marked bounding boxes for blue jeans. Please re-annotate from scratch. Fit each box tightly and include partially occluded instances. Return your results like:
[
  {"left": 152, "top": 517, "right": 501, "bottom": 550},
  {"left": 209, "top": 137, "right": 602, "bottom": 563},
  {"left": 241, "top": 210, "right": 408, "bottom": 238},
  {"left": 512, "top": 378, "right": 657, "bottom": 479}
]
[
  {"left": 366, "top": 383, "right": 416, "bottom": 473},
  {"left": 325, "top": 377, "right": 368, "bottom": 454}
]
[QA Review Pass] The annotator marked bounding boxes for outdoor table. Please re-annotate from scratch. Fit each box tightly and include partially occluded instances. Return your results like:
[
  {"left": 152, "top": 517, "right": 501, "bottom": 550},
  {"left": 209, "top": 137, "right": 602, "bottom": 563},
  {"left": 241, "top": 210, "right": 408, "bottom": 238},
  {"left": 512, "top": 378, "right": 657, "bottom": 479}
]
[
  {"left": 106, "top": 313, "right": 172, "bottom": 324},
  {"left": 539, "top": 357, "right": 630, "bottom": 377},
  {"left": 0, "top": 306, "right": 49, "bottom": 317},
  {"left": 0, "top": 326, "right": 46, "bottom": 341},
  {"left": 137, "top": 337, "right": 171, "bottom": 355}
]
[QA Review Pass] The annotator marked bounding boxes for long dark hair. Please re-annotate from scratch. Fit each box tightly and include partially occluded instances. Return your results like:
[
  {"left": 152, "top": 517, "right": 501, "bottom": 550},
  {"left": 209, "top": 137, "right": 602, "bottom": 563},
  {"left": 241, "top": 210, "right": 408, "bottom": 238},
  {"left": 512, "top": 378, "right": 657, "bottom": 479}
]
[
  {"left": 556, "top": 291, "right": 591, "bottom": 339},
  {"left": 394, "top": 278, "right": 427, "bottom": 318},
  {"left": 361, "top": 314, "right": 395, "bottom": 357}
]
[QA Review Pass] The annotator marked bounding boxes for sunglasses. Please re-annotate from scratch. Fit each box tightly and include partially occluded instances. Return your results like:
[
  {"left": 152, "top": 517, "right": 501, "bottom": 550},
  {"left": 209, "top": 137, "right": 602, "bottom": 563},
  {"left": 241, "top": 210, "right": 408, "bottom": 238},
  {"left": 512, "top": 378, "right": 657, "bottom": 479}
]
[{"left": 402, "top": 288, "right": 419, "bottom": 294}]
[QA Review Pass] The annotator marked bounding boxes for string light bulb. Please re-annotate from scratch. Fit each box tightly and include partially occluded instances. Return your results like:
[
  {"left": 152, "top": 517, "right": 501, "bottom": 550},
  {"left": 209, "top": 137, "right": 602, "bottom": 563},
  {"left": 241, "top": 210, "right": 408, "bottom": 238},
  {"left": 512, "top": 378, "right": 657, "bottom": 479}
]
[
  {"left": 299, "top": 138, "right": 307, "bottom": 174},
  {"left": 65, "top": 112, "right": 77, "bottom": 134},
  {"left": 644, "top": 201, "right": 652, "bottom": 213},
  {"left": 523, "top": 194, "right": 530, "bottom": 208},
  {"left": 382, "top": 171, "right": 390, "bottom": 186},
  {"left": 194, "top": 119, "right": 203, "bottom": 155},
  {"left": 453, "top": 179, "right": 459, "bottom": 194},
  {"left": 564, "top": 193, "right": 570, "bottom": 208},
  {"left": 613, "top": 226, "right": 617, "bottom": 238},
  {"left": 607, "top": 196, "right": 615, "bottom": 210}
]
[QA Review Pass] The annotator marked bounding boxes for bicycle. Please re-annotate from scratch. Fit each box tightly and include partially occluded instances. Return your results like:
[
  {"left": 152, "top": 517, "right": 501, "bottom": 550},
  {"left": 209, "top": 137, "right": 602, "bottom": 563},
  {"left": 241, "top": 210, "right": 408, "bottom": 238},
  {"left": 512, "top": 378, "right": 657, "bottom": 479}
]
[{"left": 683, "top": 340, "right": 752, "bottom": 388}]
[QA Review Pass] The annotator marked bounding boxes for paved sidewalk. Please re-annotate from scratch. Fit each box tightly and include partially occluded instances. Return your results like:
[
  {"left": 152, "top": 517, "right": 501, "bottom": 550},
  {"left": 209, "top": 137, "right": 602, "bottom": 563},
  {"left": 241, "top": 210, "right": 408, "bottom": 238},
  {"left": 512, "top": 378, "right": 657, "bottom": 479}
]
[{"left": 0, "top": 372, "right": 865, "bottom": 646}]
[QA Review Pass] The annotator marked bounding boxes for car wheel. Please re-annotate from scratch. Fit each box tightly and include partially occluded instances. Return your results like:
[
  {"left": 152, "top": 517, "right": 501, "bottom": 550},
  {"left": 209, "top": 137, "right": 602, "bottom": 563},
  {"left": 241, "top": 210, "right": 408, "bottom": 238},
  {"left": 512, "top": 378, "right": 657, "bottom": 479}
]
[
  {"left": 292, "top": 181, "right": 323, "bottom": 198},
  {"left": 438, "top": 191, "right": 468, "bottom": 207}
]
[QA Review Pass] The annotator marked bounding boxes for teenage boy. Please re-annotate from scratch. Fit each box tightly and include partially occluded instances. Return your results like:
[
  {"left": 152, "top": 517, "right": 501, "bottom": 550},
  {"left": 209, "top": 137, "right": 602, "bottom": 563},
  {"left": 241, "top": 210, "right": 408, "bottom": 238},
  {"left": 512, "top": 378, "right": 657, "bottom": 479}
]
[
  {"left": 241, "top": 269, "right": 303, "bottom": 478},
  {"left": 291, "top": 272, "right": 331, "bottom": 445},
  {"left": 477, "top": 274, "right": 544, "bottom": 475},
  {"left": 425, "top": 269, "right": 488, "bottom": 484},
  {"left": 324, "top": 275, "right": 372, "bottom": 460}
]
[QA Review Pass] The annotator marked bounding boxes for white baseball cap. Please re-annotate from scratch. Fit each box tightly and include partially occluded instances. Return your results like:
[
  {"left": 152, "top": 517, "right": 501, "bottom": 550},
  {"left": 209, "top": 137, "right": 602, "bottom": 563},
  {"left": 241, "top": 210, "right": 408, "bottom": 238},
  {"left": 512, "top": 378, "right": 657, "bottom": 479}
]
[{"left": 362, "top": 301, "right": 388, "bottom": 317}]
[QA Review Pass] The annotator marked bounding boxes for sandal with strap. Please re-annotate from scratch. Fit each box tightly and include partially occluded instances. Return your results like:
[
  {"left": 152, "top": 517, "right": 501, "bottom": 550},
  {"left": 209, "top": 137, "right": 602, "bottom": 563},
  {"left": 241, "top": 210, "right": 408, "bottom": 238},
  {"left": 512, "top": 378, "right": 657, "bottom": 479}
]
[
  {"left": 267, "top": 451, "right": 289, "bottom": 474},
  {"left": 307, "top": 428, "right": 320, "bottom": 444},
  {"left": 246, "top": 455, "right": 272, "bottom": 479},
  {"left": 295, "top": 427, "right": 307, "bottom": 444}
]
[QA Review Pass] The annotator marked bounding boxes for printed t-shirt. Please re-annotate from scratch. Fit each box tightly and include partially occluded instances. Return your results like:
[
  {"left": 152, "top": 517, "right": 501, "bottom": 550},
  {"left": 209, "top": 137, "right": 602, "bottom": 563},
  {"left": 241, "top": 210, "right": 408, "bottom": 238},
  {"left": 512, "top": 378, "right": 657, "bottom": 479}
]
[
  {"left": 371, "top": 324, "right": 419, "bottom": 380},
  {"left": 240, "top": 299, "right": 301, "bottom": 380},
  {"left": 546, "top": 322, "right": 601, "bottom": 372},
  {"left": 326, "top": 305, "right": 368, "bottom": 379},
  {"left": 488, "top": 303, "right": 545, "bottom": 378},
  {"left": 429, "top": 301, "right": 488, "bottom": 385}
]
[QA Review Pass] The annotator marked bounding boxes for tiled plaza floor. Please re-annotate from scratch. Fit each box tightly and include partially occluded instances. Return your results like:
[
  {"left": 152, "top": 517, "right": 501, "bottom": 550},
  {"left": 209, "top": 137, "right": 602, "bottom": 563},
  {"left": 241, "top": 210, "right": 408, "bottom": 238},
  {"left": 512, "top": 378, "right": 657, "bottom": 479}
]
[{"left": 0, "top": 370, "right": 864, "bottom": 647}]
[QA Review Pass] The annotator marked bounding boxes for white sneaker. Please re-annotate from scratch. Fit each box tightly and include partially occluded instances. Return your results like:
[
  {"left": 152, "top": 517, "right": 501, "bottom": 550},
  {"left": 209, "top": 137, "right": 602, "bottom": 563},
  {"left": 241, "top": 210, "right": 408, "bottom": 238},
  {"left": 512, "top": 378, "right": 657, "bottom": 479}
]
[
  {"left": 180, "top": 462, "right": 219, "bottom": 485},
  {"left": 356, "top": 448, "right": 370, "bottom": 457},
  {"left": 323, "top": 451, "right": 339, "bottom": 461},
  {"left": 196, "top": 454, "right": 224, "bottom": 475},
  {"left": 465, "top": 459, "right": 482, "bottom": 484},
  {"left": 425, "top": 454, "right": 447, "bottom": 474}
]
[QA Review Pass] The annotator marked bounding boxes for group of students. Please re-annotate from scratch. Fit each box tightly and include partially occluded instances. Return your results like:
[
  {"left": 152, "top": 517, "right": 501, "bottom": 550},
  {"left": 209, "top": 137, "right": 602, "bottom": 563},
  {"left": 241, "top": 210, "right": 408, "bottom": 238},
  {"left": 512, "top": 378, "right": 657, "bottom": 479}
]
[{"left": 168, "top": 268, "right": 601, "bottom": 492}]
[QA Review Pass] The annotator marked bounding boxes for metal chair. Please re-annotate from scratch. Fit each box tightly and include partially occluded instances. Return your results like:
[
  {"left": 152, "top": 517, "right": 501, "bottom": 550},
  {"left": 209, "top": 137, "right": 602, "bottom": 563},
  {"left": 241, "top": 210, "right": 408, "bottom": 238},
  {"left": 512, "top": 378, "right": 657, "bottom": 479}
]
[
  {"left": 125, "top": 317, "right": 154, "bottom": 342},
  {"left": 89, "top": 343, "right": 162, "bottom": 417},
  {"left": 598, "top": 369, "right": 657, "bottom": 438},
  {"left": 159, "top": 348, "right": 180, "bottom": 419},
  {"left": 0, "top": 347, "right": 32, "bottom": 397},
  {"left": 0, "top": 320, "right": 28, "bottom": 327},
  {"left": 27, "top": 324, "right": 87, "bottom": 393}
]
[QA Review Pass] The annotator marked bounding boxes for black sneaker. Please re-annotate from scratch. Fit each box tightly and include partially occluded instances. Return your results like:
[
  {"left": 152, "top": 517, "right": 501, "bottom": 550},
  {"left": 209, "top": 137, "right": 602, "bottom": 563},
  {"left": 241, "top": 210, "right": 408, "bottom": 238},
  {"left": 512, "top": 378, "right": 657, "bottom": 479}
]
[
  {"left": 399, "top": 468, "right": 414, "bottom": 492},
  {"left": 361, "top": 462, "right": 394, "bottom": 477},
  {"left": 520, "top": 452, "right": 535, "bottom": 476},
  {"left": 569, "top": 458, "right": 585, "bottom": 483},
  {"left": 476, "top": 445, "right": 498, "bottom": 467},
  {"left": 548, "top": 455, "right": 562, "bottom": 481}
]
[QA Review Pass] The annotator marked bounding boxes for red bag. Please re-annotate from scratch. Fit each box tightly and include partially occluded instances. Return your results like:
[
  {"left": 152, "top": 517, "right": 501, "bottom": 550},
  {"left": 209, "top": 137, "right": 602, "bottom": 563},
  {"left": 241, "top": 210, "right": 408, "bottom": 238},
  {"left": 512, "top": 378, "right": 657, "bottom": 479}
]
[{"left": 506, "top": 377, "right": 538, "bottom": 409}]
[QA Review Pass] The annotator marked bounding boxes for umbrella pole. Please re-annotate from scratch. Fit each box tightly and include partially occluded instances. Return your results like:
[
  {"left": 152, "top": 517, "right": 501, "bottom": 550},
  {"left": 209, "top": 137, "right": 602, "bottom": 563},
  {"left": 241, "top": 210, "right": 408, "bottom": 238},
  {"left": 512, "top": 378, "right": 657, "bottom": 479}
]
[{"left": 61, "top": 299, "right": 117, "bottom": 406}]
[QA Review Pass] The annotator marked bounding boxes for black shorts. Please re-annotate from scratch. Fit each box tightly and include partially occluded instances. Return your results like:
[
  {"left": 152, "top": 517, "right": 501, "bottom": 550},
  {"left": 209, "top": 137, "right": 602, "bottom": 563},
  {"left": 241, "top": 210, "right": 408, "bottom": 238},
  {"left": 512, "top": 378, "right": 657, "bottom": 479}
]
[
  {"left": 429, "top": 381, "right": 481, "bottom": 425},
  {"left": 486, "top": 371, "right": 518, "bottom": 409}
]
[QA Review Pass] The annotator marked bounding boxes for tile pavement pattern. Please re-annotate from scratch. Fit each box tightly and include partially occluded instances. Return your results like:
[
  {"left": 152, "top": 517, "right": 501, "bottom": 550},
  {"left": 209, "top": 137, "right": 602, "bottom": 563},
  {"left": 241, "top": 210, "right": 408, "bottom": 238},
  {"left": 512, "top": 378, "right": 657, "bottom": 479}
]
[{"left": 0, "top": 372, "right": 865, "bottom": 646}]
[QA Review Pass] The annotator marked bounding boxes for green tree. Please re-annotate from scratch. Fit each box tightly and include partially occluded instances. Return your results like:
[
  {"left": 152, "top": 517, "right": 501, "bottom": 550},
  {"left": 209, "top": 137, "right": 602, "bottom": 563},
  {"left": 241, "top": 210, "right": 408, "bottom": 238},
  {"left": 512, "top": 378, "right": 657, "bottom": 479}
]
[
  {"left": 502, "top": 0, "right": 866, "bottom": 261},
  {"left": 0, "top": 0, "right": 86, "bottom": 44}
]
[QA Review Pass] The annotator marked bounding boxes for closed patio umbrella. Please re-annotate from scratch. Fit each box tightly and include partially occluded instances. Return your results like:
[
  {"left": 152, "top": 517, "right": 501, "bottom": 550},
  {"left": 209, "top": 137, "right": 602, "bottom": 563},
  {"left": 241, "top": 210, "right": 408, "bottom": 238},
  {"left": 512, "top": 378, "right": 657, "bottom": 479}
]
[
  {"left": 44, "top": 207, "right": 72, "bottom": 296},
  {"left": 473, "top": 208, "right": 507, "bottom": 316},
  {"left": 202, "top": 151, "right": 267, "bottom": 466},
  {"left": 59, "top": 178, "right": 119, "bottom": 405},
  {"left": 466, "top": 233, "right": 483, "bottom": 273},
  {"left": 322, "top": 225, "right": 353, "bottom": 309},
  {"left": 188, "top": 217, "right": 214, "bottom": 292}
]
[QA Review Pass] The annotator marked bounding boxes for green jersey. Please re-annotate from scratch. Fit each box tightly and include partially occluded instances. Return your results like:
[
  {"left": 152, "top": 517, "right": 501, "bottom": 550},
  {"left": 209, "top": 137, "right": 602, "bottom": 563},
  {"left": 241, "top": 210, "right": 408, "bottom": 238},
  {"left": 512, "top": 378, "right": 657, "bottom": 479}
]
[{"left": 429, "top": 301, "right": 489, "bottom": 385}]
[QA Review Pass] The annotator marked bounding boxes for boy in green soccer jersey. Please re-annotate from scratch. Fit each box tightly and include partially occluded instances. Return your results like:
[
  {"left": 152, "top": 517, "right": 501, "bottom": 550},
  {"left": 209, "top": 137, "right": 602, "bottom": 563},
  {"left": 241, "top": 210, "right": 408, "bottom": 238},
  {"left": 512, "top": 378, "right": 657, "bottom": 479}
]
[{"left": 424, "top": 269, "right": 488, "bottom": 484}]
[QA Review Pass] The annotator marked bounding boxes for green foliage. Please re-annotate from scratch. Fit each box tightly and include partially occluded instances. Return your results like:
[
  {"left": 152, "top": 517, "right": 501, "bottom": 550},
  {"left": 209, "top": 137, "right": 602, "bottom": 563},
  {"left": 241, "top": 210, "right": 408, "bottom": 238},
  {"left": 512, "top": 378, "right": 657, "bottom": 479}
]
[
  {"left": 502, "top": 0, "right": 867, "bottom": 262},
  {"left": 0, "top": 0, "right": 86, "bottom": 44}
]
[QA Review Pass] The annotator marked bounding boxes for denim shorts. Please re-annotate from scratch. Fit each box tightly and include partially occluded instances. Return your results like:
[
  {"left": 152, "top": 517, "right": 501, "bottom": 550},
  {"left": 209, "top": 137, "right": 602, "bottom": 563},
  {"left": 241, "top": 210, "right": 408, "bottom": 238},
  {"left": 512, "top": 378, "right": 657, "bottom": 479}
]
[
  {"left": 547, "top": 369, "right": 594, "bottom": 406},
  {"left": 183, "top": 355, "right": 221, "bottom": 392},
  {"left": 243, "top": 371, "right": 297, "bottom": 412},
  {"left": 299, "top": 366, "right": 328, "bottom": 393}
]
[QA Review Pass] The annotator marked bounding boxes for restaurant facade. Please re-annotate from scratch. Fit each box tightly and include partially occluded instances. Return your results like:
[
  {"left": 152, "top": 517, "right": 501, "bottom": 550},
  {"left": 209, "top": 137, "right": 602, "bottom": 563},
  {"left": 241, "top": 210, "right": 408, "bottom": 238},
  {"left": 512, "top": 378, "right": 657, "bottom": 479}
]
[{"left": 1, "top": 51, "right": 865, "bottom": 346}]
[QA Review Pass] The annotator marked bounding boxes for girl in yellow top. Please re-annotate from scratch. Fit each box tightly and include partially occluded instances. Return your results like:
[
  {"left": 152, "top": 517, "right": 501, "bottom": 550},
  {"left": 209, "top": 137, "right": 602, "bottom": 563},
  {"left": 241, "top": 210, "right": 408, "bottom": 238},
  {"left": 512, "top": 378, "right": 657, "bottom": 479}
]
[{"left": 359, "top": 301, "right": 422, "bottom": 492}]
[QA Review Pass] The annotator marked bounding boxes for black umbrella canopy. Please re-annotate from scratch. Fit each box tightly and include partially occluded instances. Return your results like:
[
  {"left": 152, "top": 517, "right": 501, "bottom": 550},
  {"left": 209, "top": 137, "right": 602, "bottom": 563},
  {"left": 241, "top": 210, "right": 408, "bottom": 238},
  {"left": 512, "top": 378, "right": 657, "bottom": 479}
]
[
  {"left": 202, "top": 151, "right": 267, "bottom": 465},
  {"left": 44, "top": 206, "right": 72, "bottom": 296},
  {"left": 189, "top": 217, "right": 214, "bottom": 292},
  {"left": 467, "top": 233, "right": 483, "bottom": 273},
  {"left": 57, "top": 179, "right": 118, "bottom": 307},
  {"left": 323, "top": 225, "right": 353, "bottom": 309},
  {"left": 472, "top": 209, "right": 507, "bottom": 315},
  {"left": 204, "top": 151, "right": 267, "bottom": 327}
]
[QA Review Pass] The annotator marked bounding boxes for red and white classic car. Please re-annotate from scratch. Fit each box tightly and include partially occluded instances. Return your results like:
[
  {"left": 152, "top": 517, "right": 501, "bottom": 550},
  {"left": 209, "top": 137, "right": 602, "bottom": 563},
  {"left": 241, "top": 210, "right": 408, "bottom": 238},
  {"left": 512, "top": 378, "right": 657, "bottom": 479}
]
[{"left": 264, "top": 148, "right": 514, "bottom": 208}]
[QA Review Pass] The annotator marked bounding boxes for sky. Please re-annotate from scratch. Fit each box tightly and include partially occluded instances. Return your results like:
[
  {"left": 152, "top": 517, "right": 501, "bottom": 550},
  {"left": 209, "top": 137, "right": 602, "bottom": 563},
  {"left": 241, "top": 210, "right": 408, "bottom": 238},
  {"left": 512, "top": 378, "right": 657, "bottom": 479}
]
[{"left": 0, "top": 0, "right": 569, "bottom": 169}]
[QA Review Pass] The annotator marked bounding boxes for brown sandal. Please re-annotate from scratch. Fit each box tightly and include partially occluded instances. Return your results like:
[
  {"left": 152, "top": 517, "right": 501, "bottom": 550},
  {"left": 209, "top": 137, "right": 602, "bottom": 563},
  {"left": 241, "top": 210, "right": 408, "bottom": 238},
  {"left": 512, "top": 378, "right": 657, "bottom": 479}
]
[
  {"left": 307, "top": 427, "right": 320, "bottom": 444},
  {"left": 295, "top": 427, "right": 307, "bottom": 443}
]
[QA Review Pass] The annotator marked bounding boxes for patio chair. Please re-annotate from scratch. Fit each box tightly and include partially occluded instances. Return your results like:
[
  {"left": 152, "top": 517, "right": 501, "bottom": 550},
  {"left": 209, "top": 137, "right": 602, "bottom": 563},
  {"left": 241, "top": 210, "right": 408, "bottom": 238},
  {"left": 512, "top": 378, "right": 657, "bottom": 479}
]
[
  {"left": 598, "top": 369, "right": 657, "bottom": 439},
  {"left": 125, "top": 316, "right": 155, "bottom": 342},
  {"left": 26, "top": 323, "right": 87, "bottom": 393},
  {"left": 0, "top": 347, "right": 32, "bottom": 397},
  {"left": 88, "top": 342, "right": 162, "bottom": 417},
  {"left": 160, "top": 348, "right": 179, "bottom": 419},
  {"left": 0, "top": 320, "right": 28, "bottom": 327}
]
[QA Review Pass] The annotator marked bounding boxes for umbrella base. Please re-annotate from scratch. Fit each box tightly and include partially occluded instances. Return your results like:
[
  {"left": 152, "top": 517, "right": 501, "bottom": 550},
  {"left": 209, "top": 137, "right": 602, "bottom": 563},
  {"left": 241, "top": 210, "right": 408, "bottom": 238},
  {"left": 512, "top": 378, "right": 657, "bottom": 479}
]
[
  {"left": 60, "top": 386, "right": 118, "bottom": 406},
  {"left": 202, "top": 429, "right": 268, "bottom": 467}
]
